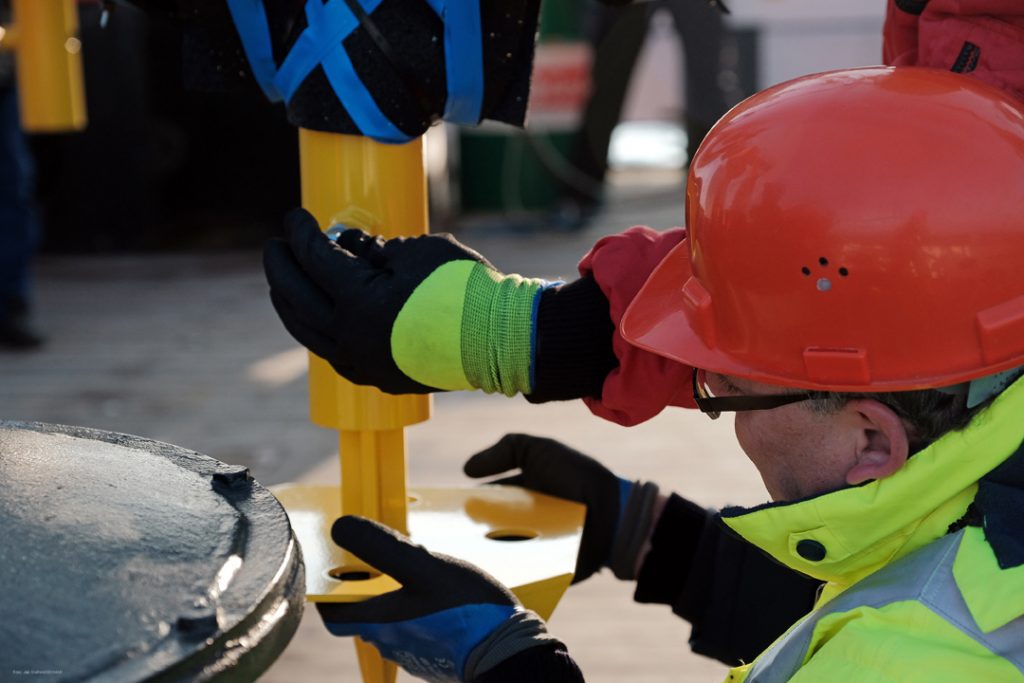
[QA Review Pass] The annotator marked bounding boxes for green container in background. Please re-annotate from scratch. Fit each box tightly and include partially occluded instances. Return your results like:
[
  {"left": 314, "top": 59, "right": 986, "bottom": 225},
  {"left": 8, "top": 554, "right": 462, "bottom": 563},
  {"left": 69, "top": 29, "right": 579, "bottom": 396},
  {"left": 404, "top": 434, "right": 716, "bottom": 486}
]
[{"left": 458, "top": 0, "right": 589, "bottom": 214}]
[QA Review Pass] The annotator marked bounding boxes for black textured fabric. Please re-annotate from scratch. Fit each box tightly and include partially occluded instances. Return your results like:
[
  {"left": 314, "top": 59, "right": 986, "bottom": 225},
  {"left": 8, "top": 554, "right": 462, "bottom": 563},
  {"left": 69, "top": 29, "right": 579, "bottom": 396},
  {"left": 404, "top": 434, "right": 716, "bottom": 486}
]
[
  {"left": 527, "top": 276, "right": 617, "bottom": 403},
  {"left": 975, "top": 438, "right": 1024, "bottom": 569},
  {"left": 465, "top": 610, "right": 559, "bottom": 680},
  {"left": 635, "top": 496, "right": 821, "bottom": 667},
  {"left": 680, "top": 516, "right": 820, "bottom": 665},
  {"left": 155, "top": 0, "right": 540, "bottom": 135},
  {"left": 476, "top": 1, "right": 541, "bottom": 128},
  {"left": 287, "top": 0, "right": 444, "bottom": 136},
  {"left": 634, "top": 494, "right": 708, "bottom": 605},
  {"left": 177, "top": 0, "right": 298, "bottom": 96},
  {"left": 474, "top": 642, "right": 585, "bottom": 683}
]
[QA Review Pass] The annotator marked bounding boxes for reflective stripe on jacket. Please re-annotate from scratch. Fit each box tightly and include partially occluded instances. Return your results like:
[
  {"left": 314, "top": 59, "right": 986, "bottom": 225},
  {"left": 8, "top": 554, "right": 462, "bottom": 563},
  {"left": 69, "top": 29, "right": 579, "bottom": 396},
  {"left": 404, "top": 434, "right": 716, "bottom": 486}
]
[
  {"left": 729, "top": 529, "right": 1024, "bottom": 682},
  {"left": 718, "top": 375, "right": 1024, "bottom": 682}
]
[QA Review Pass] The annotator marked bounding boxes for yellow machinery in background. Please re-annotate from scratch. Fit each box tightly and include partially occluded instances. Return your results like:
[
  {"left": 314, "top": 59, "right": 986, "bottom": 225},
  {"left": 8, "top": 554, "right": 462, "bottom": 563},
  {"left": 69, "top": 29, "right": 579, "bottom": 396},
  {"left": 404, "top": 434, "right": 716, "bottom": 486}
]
[
  {"left": 274, "top": 130, "right": 585, "bottom": 683},
  {"left": 0, "top": 0, "right": 87, "bottom": 132}
]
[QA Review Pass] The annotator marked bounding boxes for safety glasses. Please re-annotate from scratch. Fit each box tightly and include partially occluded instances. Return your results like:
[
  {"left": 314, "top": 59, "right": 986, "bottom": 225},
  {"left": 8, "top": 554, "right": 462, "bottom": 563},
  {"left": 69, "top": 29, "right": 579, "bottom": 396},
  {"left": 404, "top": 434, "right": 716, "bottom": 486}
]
[{"left": 692, "top": 369, "right": 815, "bottom": 419}]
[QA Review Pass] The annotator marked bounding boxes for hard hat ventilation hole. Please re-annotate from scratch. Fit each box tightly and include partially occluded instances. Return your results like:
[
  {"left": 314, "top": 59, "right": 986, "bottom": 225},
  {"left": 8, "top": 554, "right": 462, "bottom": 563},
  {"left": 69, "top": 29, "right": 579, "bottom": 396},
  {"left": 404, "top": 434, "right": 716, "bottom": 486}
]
[
  {"left": 819, "top": 257, "right": 829, "bottom": 266},
  {"left": 801, "top": 266, "right": 811, "bottom": 276},
  {"left": 817, "top": 278, "right": 832, "bottom": 292},
  {"left": 839, "top": 267, "right": 849, "bottom": 277}
]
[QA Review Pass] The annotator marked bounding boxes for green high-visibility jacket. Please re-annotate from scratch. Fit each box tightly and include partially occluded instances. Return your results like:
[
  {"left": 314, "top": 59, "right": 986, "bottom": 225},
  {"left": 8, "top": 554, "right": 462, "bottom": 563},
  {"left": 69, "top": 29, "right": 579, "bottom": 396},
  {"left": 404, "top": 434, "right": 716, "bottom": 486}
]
[{"left": 718, "top": 376, "right": 1024, "bottom": 682}]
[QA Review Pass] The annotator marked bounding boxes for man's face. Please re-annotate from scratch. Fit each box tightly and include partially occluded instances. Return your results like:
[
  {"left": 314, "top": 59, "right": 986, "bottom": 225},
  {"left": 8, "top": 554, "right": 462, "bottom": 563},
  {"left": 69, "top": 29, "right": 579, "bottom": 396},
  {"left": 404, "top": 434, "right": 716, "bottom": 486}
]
[{"left": 703, "top": 373, "right": 869, "bottom": 501}]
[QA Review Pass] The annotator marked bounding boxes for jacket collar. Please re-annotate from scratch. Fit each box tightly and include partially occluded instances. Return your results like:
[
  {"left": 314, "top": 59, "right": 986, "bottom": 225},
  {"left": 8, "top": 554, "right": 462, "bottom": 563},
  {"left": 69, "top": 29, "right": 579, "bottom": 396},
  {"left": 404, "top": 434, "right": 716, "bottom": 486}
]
[{"left": 719, "top": 376, "right": 1024, "bottom": 588}]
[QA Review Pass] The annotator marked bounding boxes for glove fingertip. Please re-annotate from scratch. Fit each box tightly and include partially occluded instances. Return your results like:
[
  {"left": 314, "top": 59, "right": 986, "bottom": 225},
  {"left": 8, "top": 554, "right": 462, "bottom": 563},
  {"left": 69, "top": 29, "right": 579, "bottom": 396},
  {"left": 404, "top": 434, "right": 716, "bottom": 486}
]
[
  {"left": 285, "top": 208, "right": 337, "bottom": 265},
  {"left": 331, "top": 515, "right": 372, "bottom": 547},
  {"left": 462, "top": 449, "right": 497, "bottom": 478},
  {"left": 263, "top": 240, "right": 297, "bottom": 284},
  {"left": 284, "top": 207, "right": 319, "bottom": 237},
  {"left": 464, "top": 433, "right": 529, "bottom": 477}
]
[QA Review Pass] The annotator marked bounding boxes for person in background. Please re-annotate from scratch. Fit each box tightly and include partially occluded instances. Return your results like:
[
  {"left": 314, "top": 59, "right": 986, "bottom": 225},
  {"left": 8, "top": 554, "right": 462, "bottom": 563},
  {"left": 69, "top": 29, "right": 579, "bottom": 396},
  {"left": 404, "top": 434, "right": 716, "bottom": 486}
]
[
  {"left": 0, "top": 4, "right": 44, "bottom": 351},
  {"left": 557, "top": 0, "right": 730, "bottom": 228}
]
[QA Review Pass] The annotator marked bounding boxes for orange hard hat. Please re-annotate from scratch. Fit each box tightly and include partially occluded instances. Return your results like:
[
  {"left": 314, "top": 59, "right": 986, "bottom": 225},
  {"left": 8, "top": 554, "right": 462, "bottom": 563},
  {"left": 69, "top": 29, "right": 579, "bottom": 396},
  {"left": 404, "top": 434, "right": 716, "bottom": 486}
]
[{"left": 621, "top": 67, "right": 1024, "bottom": 392}]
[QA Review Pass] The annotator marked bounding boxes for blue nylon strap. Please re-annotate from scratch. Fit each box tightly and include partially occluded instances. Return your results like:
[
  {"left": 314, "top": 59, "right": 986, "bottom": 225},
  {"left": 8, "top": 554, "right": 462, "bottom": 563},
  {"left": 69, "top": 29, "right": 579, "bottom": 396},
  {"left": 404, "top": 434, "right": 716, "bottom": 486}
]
[
  {"left": 274, "top": 0, "right": 362, "bottom": 100},
  {"left": 272, "top": 0, "right": 362, "bottom": 101},
  {"left": 228, "top": 0, "right": 486, "bottom": 141},
  {"left": 317, "top": 2, "right": 412, "bottom": 143},
  {"left": 616, "top": 478, "right": 632, "bottom": 524},
  {"left": 528, "top": 280, "right": 563, "bottom": 392},
  {"left": 271, "top": 19, "right": 333, "bottom": 103},
  {"left": 439, "top": 1, "right": 484, "bottom": 124},
  {"left": 275, "top": 0, "right": 411, "bottom": 143},
  {"left": 225, "top": 0, "right": 283, "bottom": 101},
  {"left": 602, "top": 478, "right": 633, "bottom": 569}
]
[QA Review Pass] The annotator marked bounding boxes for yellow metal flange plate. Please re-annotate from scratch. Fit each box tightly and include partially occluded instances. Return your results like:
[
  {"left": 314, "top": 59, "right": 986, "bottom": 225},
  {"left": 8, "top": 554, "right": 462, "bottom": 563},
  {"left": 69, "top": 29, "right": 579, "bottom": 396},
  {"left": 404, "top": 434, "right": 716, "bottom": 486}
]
[{"left": 273, "top": 485, "right": 584, "bottom": 619}]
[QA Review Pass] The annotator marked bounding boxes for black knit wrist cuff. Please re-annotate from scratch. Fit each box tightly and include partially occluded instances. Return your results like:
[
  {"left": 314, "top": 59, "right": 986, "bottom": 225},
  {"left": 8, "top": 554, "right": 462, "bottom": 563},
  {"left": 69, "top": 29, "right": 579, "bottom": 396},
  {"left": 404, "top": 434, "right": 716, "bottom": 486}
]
[
  {"left": 527, "top": 275, "right": 617, "bottom": 403},
  {"left": 472, "top": 641, "right": 584, "bottom": 683},
  {"left": 610, "top": 481, "right": 660, "bottom": 580},
  {"left": 465, "top": 609, "right": 556, "bottom": 680},
  {"left": 633, "top": 493, "right": 709, "bottom": 605}
]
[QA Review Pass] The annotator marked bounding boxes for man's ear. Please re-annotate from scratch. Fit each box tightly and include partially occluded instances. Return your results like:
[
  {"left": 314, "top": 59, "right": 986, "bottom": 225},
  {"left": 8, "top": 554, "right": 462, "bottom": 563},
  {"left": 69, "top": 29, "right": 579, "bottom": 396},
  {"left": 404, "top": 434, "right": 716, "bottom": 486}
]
[{"left": 844, "top": 399, "right": 910, "bottom": 486}]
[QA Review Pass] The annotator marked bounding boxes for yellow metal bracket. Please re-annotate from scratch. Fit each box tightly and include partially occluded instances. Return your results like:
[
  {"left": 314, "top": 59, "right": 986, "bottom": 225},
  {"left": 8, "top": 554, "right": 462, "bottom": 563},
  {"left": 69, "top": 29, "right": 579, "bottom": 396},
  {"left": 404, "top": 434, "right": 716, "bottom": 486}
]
[
  {"left": 290, "top": 128, "right": 584, "bottom": 683},
  {"left": 3, "top": 0, "right": 87, "bottom": 132},
  {"left": 275, "top": 483, "right": 584, "bottom": 621}
]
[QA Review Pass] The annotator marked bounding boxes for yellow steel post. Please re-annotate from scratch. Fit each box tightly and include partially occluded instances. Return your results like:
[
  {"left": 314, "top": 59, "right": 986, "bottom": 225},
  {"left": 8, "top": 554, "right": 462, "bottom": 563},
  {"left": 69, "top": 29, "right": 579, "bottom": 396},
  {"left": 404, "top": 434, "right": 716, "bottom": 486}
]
[
  {"left": 5, "top": 0, "right": 87, "bottom": 132},
  {"left": 286, "top": 127, "right": 583, "bottom": 683},
  {"left": 299, "top": 127, "right": 431, "bottom": 683}
]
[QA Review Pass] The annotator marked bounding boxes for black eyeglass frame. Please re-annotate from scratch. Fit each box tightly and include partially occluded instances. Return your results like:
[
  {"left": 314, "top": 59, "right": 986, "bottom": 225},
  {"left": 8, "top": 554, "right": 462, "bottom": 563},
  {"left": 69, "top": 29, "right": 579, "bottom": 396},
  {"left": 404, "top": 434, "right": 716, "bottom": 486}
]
[{"left": 692, "top": 370, "right": 816, "bottom": 419}]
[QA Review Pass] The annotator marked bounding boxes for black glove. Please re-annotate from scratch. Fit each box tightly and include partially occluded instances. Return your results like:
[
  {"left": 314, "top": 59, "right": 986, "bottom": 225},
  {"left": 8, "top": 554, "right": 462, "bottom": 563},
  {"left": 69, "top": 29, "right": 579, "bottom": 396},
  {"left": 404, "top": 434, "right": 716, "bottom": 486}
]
[
  {"left": 264, "top": 207, "right": 549, "bottom": 395},
  {"left": 464, "top": 434, "right": 660, "bottom": 584},
  {"left": 264, "top": 208, "right": 617, "bottom": 399},
  {"left": 317, "top": 516, "right": 559, "bottom": 683}
]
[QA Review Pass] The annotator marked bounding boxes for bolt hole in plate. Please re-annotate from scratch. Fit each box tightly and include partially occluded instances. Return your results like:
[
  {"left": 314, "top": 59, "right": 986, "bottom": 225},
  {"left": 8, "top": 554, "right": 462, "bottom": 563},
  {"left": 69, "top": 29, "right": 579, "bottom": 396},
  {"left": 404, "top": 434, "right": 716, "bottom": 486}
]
[
  {"left": 327, "top": 566, "right": 381, "bottom": 582},
  {"left": 272, "top": 484, "right": 584, "bottom": 604},
  {"left": 486, "top": 528, "right": 539, "bottom": 542}
]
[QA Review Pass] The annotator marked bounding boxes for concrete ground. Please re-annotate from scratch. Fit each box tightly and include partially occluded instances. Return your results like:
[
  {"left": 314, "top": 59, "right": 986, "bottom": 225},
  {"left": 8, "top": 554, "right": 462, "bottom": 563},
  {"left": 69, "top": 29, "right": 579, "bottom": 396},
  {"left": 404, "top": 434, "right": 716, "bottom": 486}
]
[{"left": 0, "top": 171, "right": 769, "bottom": 682}]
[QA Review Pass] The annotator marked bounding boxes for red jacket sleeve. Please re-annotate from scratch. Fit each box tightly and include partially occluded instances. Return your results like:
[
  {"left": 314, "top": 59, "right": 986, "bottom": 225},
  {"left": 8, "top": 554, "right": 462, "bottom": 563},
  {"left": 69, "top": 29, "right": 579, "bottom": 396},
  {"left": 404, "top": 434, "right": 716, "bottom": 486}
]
[
  {"left": 577, "top": 226, "right": 696, "bottom": 426},
  {"left": 884, "top": 0, "right": 1024, "bottom": 101}
]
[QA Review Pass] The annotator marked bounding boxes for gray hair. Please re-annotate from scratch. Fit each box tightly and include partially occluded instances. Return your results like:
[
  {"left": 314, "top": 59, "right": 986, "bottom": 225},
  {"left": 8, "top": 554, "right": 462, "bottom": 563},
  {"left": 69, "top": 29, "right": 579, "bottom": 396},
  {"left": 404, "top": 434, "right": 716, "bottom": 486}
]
[{"left": 805, "top": 389, "right": 986, "bottom": 453}]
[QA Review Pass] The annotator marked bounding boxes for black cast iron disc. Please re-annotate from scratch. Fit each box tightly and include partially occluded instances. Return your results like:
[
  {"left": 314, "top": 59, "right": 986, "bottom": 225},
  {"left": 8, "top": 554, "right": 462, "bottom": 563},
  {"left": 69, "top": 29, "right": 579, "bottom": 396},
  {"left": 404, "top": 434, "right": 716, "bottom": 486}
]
[{"left": 0, "top": 421, "right": 304, "bottom": 682}]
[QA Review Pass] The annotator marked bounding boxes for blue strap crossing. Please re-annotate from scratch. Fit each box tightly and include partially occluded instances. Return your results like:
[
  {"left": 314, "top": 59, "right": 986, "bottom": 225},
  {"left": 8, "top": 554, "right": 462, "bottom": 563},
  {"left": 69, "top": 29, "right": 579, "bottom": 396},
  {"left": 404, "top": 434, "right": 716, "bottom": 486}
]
[{"left": 226, "top": 0, "right": 486, "bottom": 143}]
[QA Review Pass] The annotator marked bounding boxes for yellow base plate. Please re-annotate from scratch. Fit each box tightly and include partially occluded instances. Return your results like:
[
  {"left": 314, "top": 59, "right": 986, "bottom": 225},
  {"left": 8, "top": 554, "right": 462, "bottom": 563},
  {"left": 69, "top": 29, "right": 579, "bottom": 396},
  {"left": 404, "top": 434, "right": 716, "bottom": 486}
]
[{"left": 273, "top": 484, "right": 585, "bottom": 620}]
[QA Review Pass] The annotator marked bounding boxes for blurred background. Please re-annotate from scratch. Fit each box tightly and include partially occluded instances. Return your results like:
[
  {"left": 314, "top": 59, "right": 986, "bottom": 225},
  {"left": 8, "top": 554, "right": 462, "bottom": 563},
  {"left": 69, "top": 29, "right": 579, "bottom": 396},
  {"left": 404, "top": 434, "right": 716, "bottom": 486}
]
[
  {"left": 1, "top": 0, "right": 884, "bottom": 680},
  {"left": 22, "top": 0, "right": 886, "bottom": 250}
]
